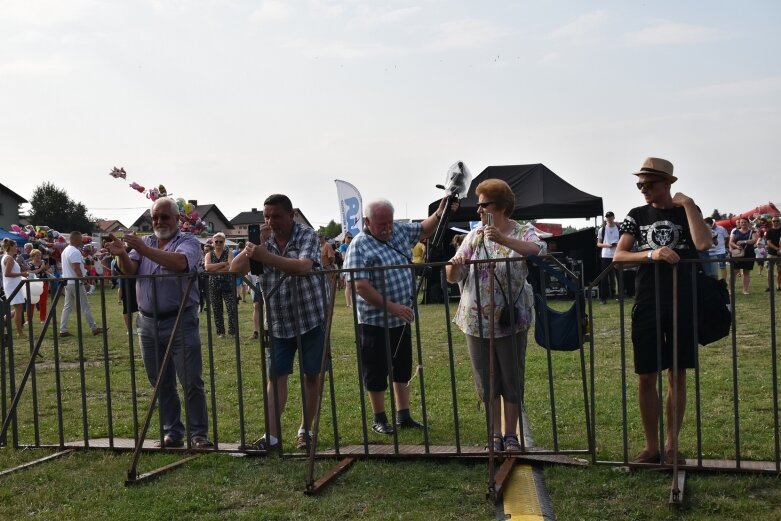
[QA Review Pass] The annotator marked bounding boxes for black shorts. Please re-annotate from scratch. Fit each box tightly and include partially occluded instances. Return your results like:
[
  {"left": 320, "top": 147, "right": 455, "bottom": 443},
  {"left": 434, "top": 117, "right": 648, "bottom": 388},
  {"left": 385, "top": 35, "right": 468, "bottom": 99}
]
[
  {"left": 358, "top": 324, "right": 412, "bottom": 392},
  {"left": 631, "top": 303, "right": 697, "bottom": 375}
]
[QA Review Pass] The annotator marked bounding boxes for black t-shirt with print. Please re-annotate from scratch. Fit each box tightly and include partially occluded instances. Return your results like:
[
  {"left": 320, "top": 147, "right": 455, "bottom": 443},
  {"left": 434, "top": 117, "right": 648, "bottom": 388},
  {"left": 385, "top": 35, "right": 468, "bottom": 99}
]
[{"left": 620, "top": 205, "right": 700, "bottom": 307}]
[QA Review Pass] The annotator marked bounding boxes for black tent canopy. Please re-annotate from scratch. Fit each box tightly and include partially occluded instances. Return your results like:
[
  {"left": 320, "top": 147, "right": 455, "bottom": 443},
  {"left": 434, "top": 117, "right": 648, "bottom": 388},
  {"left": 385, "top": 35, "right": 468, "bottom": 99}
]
[{"left": 428, "top": 163, "right": 603, "bottom": 222}]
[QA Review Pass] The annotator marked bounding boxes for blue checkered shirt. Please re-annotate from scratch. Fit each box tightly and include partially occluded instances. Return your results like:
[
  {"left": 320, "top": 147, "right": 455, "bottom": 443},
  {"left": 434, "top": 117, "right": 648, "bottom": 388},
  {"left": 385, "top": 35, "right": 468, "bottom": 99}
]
[
  {"left": 343, "top": 221, "right": 422, "bottom": 327},
  {"left": 258, "top": 222, "right": 326, "bottom": 338}
]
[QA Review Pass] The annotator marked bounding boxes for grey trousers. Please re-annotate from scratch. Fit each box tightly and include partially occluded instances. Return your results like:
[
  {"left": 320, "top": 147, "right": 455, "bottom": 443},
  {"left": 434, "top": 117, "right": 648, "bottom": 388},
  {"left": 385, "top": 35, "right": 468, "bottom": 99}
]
[
  {"left": 59, "top": 282, "right": 98, "bottom": 333},
  {"left": 137, "top": 306, "right": 208, "bottom": 440}
]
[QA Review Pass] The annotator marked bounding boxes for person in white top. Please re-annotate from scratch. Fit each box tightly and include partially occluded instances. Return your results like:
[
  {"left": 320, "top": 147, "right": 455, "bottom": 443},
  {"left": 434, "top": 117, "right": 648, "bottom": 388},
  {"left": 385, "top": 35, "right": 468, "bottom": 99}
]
[
  {"left": 705, "top": 217, "right": 730, "bottom": 280},
  {"left": 596, "top": 211, "right": 621, "bottom": 303},
  {"left": 2, "top": 239, "right": 28, "bottom": 337},
  {"left": 59, "top": 231, "right": 104, "bottom": 337}
]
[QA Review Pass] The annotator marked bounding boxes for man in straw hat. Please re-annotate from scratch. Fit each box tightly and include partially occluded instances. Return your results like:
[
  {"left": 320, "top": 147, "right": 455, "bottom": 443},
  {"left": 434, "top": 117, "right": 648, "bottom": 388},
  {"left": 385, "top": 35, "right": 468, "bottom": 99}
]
[{"left": 613, "top": 157, "right": 712, "bottom": 464}]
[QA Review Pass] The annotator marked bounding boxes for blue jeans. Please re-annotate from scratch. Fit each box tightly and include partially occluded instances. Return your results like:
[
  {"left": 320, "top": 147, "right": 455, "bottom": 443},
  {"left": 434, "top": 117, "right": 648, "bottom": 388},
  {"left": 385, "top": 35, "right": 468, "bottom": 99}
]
[{"left": 137, "top": 306, "right": 208, "bottom": 440}]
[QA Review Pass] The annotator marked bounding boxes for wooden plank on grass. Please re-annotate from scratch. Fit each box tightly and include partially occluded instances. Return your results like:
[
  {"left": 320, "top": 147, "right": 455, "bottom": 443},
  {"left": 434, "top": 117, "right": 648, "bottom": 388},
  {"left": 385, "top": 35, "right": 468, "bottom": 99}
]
[{"left": 305, "top": 457, "right": 355, "bottom": 496}]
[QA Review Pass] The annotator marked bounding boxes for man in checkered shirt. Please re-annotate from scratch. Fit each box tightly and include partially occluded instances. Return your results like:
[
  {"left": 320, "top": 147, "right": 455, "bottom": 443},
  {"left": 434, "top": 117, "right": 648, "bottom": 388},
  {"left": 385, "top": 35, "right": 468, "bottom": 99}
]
[
  {"left": 231, "top": 193, "right": 326, "bottom": 452},
  {"left": 344, "top": 197, "right": 453, "bottom": 435}
]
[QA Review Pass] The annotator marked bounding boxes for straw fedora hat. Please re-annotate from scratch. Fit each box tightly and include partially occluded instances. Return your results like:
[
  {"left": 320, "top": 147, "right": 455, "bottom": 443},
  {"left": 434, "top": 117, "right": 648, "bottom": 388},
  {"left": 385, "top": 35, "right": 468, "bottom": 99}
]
[{"left": 632, "top": 157, "right": 677, "bottom": 183}]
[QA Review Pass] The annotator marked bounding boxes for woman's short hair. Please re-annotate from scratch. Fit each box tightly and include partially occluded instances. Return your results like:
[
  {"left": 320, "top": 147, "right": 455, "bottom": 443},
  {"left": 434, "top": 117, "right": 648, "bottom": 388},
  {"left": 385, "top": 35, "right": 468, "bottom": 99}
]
[
  {"left": 30, "top": 249, "right": 42, "bottom": 258},
  {"left": 475, "top": 179, "right": 515, "bottom": 217},
  {"left": 213, "top": 232, "right": 226, "bottom": 241}
]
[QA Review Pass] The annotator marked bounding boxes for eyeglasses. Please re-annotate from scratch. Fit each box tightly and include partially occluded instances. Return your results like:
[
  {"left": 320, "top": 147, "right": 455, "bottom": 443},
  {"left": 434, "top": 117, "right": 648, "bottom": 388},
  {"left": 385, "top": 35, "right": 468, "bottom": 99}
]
[
  {"left": 477, "top": 201, "right": 495, "bottom": 209},
  {"left": 636, "top": 180, "right": 663, "bottom": 191}
]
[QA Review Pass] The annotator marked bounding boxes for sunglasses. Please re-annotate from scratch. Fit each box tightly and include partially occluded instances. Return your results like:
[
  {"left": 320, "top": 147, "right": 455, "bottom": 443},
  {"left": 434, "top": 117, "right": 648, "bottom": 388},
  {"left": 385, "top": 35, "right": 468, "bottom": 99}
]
[
  {"left": 773, "top": 220, "right": 780, "bottom": 223},
  {"left": 214, "top": 240, "right": 224, "bottom": 244},
  {"left": 477, "top": 201, "right": 495, "bottom": 209},
  {"left": 636, "top": 180, "right": 663, "bottom": 191}
]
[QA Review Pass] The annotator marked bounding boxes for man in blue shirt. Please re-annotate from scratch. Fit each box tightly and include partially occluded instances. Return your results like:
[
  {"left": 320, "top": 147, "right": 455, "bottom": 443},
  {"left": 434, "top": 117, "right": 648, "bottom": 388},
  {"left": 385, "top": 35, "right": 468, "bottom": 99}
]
[
  {"left": 344, "top": 197, "right": 452, "bottom": 435},
  {"left": 108, "top": 197, "right": 212, "bottom": 449}
]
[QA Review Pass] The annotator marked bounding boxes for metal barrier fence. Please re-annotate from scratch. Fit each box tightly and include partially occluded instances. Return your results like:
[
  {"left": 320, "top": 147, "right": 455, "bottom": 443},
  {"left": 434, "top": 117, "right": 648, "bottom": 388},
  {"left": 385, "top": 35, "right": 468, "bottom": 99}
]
[
  {"left": 0, "top": 258, "right": 590, "bottom": 489},
  {"left": 2, "top": 255, "right": 779, "bottom": 497},
  {"left": 587, "top": 257, "right": 781, "bottom": 475}
]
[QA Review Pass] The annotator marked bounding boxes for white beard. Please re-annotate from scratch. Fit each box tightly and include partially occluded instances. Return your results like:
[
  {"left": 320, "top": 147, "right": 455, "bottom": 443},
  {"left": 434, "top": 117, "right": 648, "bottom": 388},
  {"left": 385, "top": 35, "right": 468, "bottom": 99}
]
[{"left": 154, "top": 226, "right": 175, "bottom": 240}]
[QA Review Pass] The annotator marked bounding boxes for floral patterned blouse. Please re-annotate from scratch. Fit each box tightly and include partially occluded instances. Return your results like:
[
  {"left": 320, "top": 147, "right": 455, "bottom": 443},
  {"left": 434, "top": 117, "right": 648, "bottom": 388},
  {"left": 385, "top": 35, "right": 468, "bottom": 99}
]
[{"left": 451, "top": 222, "right": 546, "bottom": 338}]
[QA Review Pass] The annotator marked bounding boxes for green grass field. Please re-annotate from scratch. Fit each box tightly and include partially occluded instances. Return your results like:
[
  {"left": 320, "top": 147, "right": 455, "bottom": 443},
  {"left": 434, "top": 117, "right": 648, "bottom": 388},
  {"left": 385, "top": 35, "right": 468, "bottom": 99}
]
[{"left": 2, "top": 270, "right": 781, "bottom": 520}]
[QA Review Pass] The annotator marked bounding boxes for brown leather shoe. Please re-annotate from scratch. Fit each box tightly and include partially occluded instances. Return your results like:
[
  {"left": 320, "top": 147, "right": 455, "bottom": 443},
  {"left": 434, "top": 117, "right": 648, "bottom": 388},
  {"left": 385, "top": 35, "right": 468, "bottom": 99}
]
[
  {"left": 92, "top": 327, "right": 107, "bottom": 336},
  {"left": 59, "top": 331, "right": 72, "bottom": 338},
  {"left": 154, "top": 435, "right": 184, "bottom": 448}
]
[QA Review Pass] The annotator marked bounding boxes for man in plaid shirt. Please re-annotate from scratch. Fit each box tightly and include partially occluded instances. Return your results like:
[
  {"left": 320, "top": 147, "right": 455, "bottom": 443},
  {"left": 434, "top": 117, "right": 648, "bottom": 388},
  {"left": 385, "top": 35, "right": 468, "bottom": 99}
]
[
  {"left": 231, "top": 193, "right": 326, "bottom": 452},
  {"left": 344, "top": 197, "right": 453, "bottom": 435}
]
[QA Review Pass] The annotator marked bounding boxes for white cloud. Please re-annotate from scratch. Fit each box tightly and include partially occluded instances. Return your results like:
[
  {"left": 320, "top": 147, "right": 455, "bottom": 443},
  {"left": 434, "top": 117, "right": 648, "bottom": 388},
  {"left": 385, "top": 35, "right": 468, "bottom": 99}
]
[
  {"left": 682, "top": 77, "right": 781, "bottom": 98},
  {"left": 249, "top": 0, "right": 292, "bottom": 23},
  {"left": 426, "top": 19, "right": 508, "bottom": 52},
  {"left": 350, "top": 5, "right": 422, "bottom": 27},
  {"left": 292, "top": 40, "right": 403, "bottom": 60},
  {"left": 0, "top": 0, "right": 97, "bottom": 26},
  {"left": 0, "top": 55, "right": 71, "bottom": 75},
  {"left": 547, "top": 11, "right": 609, "bottom": 42},
  {"left": 628, "top": 21, "right": 722, "bottom": 46},
  {"left": 540, "top": 51, "right": 561, "bottom": 64}
]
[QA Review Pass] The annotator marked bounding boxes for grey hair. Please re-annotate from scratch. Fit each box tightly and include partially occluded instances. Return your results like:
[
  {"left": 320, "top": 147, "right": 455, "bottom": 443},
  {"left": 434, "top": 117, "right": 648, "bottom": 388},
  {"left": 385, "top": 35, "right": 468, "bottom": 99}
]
[
  {"left": 365, "top": 199, "right": 394, "bottom": 220},
  {"left": 154, "top": 197, "right": 180, "bottom": 217}
]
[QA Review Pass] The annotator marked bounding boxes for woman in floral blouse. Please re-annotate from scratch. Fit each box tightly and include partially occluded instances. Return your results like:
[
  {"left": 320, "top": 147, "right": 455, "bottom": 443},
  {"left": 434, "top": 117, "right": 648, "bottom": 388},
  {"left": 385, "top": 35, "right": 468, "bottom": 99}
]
[{"left": 445, "top": 179, "right": 546, "bottom": 452}]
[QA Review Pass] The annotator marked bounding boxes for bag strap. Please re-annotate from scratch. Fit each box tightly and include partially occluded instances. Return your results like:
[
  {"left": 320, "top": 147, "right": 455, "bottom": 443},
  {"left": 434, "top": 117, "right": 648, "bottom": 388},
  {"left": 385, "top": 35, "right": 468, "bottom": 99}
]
[{"left": 480, "top": 239, "right": 521, "bottom": 307}]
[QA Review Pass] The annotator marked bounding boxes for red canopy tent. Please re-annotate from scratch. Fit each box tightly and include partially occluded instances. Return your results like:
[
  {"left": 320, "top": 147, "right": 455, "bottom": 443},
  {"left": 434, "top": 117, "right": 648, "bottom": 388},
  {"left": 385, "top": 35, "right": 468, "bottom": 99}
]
[{"left": 716, "top": 203, "right": 780, "bottom": 232}]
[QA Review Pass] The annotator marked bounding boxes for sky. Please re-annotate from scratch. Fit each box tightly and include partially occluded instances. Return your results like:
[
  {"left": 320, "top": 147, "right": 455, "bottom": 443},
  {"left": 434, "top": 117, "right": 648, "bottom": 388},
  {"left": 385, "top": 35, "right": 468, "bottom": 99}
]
[{"left": 2, "top": 0, "right": 780, "bottom": 231}]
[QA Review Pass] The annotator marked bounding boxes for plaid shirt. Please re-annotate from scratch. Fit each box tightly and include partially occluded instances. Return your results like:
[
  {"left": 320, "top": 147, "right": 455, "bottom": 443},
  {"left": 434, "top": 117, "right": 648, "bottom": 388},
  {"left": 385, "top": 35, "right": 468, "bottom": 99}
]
[
  {"left": 259, "top": 222, "right": 326, "bottom": 338},
  {"left": 343, "top": 221, "right": 422, "bottom": 327}
]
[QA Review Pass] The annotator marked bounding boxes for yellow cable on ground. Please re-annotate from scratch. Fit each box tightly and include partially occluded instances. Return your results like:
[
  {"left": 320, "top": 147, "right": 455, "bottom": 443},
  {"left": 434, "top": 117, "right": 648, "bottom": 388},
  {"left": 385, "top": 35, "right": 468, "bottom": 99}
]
[{"left": 502, "top": 464, "right": 545, "bottom": 520}]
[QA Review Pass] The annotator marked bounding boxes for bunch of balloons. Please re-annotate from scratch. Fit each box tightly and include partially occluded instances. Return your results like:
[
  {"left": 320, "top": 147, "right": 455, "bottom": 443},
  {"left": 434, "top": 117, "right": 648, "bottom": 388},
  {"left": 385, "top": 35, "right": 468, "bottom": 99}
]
[{"left": 109, "top": 167, "right": 207, "bottom": 235}]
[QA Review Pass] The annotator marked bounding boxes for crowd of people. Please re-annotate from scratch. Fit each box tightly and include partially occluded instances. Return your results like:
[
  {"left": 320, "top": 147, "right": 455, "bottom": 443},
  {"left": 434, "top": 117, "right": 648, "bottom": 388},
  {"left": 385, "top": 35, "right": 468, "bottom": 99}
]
[{"left": 2, "top": 157, "right": 779, "bottom": 459}]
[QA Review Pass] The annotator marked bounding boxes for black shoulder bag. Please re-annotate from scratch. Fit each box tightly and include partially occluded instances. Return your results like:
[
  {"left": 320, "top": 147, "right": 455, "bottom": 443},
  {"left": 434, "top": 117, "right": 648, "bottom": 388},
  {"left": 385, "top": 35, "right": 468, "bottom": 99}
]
[{"left": 527, "top": 255, "right": 587, "bottom": 351}]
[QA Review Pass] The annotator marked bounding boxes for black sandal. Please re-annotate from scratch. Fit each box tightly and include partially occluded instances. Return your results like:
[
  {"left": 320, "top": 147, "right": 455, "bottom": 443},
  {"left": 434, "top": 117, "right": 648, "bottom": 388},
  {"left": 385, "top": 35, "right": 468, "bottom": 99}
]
[
  {"left": 504, "top": 434, "right": 521, "bottom": 452},
  {"left": 488, "top": 433, "right": 504, "bottom": 452}
]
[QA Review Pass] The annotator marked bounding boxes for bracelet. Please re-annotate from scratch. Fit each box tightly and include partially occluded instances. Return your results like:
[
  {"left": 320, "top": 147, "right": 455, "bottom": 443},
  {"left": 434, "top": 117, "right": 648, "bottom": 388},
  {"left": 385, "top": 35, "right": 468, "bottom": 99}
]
[{"left": 647, "top": 250, "right": 653, "bottom": 261}]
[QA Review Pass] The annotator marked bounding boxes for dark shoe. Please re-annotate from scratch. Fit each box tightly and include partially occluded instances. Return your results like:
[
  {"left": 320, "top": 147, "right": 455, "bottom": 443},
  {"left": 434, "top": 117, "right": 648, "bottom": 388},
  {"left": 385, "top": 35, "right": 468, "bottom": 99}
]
[
  {"left": 395, "top": 416, "right": 424, "bottom": 429},
  {"left": 91, "top": 327, "right": 107, "bottom": 336},
  {"left": 504, "top": 434, "right": 521, "bottom": 452},
  {"left": 251, "top": 331, "right": 259, "bottom": 340},
  {"left": 372, "top": 420, "right": 394, "bottom": 435},
  {"left": 766, "top": 287, "right": 772, "bottom": 292},
  {"left": 191, "top": 436, "right": 214, "bottom": 449},
  {"left": 154, "top": 435, "right": 184, "bottom": 448},
  {"left": 294, "top": 432, "right": 311, "bottom": 450},
  {"left": 488, "top": 433, "right": 504, "bottom": 452},
  {"left": 631, "top": 449, "right": 660, "bottom": 464},
  {"left": 240, "top": 436, "right": 278, "bottom": 451},
  {"left": 59, "top": 331, "right": 72, "bottom": 338}
]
